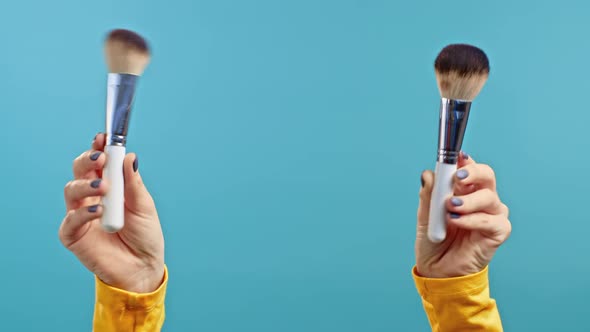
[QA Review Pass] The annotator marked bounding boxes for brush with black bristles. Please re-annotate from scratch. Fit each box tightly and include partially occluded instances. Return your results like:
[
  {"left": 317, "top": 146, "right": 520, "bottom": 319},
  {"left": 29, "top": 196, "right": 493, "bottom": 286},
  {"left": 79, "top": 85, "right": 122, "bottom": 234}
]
[
  {"left": 428, "top": 44, "right": 489, "bottom": 243},
  {"left": 101, "top": 29, "right": 151, "bottom": 233}
]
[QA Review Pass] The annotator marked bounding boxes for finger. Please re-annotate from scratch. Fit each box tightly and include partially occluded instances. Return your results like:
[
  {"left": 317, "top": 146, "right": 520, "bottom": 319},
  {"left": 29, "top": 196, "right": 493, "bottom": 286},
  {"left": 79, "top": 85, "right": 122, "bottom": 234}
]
[
  {"left": 448, "top": 212, "right": 512, "bottom": 241},
  {"left": 452, "top": 152, "right": 478, "bottom": 196},
  {"left": 64, "top": 178, "right": 109, "bottom": 211},
  {"left": 447, "top": 188, "right": 503, "bottom": 215},
  {"left": 73, "top": 150, "right": 106, "bottom": 179},
  {"left": 92, "top": 133, "right": 106, "bottom": 151},
  {"left": 123, "top": 153, "right": 156, "bottom": 215},
  {"left": 457, "top": 151, "right": 475, "bottom": 168},
  {"left": 417, "top": 170, "right": 435, "bottom": 227},
  {"left": 454, "top": 163, "right": 496, "bottom": 193},
  {"left": 59, "top": 205, "right": 103, "bottom": 247}
]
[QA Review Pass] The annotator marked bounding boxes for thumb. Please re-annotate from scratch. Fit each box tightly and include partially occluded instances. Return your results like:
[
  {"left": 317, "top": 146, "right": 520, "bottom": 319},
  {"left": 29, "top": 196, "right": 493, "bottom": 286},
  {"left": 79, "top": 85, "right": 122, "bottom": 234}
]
[
  {"left": 417, "top": 170, "right": 435, "bottom": 227},
  {"left": 123, "top": 153, "right": 155, "bottom": 212}
]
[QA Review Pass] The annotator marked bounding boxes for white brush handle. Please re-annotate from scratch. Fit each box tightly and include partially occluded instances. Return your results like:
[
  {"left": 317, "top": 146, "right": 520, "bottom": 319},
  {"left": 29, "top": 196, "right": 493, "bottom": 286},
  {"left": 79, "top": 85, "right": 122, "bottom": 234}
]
[
  {"left": 428, "top": 162, "right": 457, "bottom": 243},
  {"left": 101, "top": 145, "right": 126, "bottom": 233}
]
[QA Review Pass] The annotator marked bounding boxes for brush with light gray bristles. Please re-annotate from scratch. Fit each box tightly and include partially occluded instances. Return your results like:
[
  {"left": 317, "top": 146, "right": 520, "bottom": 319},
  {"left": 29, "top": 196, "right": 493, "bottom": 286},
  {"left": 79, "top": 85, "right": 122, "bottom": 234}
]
[
  {"left": 428, "top": 44, "right": 489, "bottom": 243},
  {"left": 101, "top": 29, "right": 151, "bottom": 233}
]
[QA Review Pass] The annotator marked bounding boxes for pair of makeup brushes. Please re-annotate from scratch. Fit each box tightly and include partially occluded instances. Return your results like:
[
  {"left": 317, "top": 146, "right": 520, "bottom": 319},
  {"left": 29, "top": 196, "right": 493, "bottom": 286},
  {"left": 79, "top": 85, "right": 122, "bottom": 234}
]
[{"left": 100, "top": 29, "right": 490, "bottom": 244}]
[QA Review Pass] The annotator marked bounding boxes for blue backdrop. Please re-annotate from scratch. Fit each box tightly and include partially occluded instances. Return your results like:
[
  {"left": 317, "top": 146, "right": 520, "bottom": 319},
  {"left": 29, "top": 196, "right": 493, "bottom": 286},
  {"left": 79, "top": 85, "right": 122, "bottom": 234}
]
[{"left": 0, "top": 0, "right": 587, "bottom": 331}]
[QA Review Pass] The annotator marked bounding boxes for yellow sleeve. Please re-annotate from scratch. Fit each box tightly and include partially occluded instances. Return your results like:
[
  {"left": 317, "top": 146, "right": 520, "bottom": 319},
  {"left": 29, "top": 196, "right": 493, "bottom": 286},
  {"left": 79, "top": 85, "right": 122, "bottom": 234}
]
[
  {"left": 93, "top": 266, "right": 168, "bottom": 332},
  {"left": 413, "top": 266, "right": 503, "bottom": 332}
]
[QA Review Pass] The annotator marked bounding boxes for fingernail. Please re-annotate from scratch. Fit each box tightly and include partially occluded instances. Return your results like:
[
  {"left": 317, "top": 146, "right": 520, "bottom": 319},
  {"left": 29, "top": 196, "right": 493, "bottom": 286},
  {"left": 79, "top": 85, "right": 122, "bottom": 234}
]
[
  {"left": 420, "top": 174, "right": 425, "bottom": 187},
  {"left": 88, "top": 205, "right": 99, "bottom": 213},
  {"left": 462, "top": 151, "right": 470, "bottom": 160},
  {"left": 90, "top": 179, "right": 102, "bottom": 189},
  {"left": 90, "top": 151, "right": 101, "bottom": 161},
  {"left": 133, "top": 157, "right": 139, "bottom": 172},
  {"left": 456, "top": 169, "right": 469, "bottom": 180},
  {"left": 450, "top": 213, "right": 461, "bottom": 219},
  {"left": 451, "top": 197, "right": 463, "bottom": 206}
]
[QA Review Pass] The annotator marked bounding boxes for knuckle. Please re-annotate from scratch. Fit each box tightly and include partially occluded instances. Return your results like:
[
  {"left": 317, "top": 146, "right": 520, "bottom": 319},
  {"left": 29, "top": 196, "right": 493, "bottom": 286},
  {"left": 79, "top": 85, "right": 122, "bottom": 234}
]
[
  {"left": 477, "top": 164, "right": 497, "bottom": 184},
  {"left": 485, "top": 165, "right": 498, "bottom": 187},
  {"left": 501, "top": 219, "right": 512, "bottom": 241},
  {"left": 481, "top": 188, "right": 494, "bottom": 198},
  {"left": 60, "top": 211, "right": 76, "bottom": 235},
  {"left": 73, "top": 152, "right": 85, "bottom": 166},
  {"left": 59, "top": 211, "right": 76, "bottom": 245},
  {"left": 64, "top": 181, "right": 74, "bottom": 195},
  {"left": 502, "top": 204, "right": 510, "bottom": 217},
  {"left": 57, "top": 224, "right": 65, "bottom": 242},
  {"left": 482, "top": 189, "right": 501, "bottom": 209},
  {"left": 73, "top": 151, "right": 91, "bottom": 172},
  {"left": 65, "top": 209, "right": 76, "bottom": 221},
  {"left": 492, "top": 197, "right": 502, "bottom": 210},
  {"left": 482, "top": 164, "right": 495, "bottom": 177}
]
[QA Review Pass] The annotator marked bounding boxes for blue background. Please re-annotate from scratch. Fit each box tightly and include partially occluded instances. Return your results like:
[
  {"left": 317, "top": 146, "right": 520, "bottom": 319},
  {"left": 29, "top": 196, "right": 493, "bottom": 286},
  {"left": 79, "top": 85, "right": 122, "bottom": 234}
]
[{"left": 0, "top": 0, "right": 587, "bottom": 330}]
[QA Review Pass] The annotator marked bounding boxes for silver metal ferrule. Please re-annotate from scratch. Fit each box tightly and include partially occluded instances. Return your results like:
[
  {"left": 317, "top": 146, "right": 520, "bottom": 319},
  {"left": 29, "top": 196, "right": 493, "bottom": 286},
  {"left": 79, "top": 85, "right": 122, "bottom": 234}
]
[
  {"left": 437, "top": 98, "right": 472, "bottom": 164},
  {"left": 105, "top": 73, "right": 139, "bottom": 147}
]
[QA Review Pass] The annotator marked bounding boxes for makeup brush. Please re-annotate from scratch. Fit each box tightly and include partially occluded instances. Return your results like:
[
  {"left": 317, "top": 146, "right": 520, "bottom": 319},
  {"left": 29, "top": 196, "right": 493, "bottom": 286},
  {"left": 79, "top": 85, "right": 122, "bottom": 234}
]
[
  {"left": 101, "top": 29, "right": 151, "bottom": 233},
  {"left": 428, "top": 44, "right": 489, "bottom": 243}
]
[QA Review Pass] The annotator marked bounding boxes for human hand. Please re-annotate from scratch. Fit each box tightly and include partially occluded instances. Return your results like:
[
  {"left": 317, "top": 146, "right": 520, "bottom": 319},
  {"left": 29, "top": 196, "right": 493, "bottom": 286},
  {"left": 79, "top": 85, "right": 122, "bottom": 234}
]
[
  {"left": 59, "top": 133, "right": 165, "bottom": 293},
  {"left": 415, "top": 153, "right": 511, "bottom": 278}
]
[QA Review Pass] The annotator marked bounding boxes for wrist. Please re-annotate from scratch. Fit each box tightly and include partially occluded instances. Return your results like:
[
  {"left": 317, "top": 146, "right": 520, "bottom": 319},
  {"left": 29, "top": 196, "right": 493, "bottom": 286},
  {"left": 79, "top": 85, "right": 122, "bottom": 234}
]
[
  {"left": 100, "top": 262, "right": 166, "bottom": 294},
  {"left": 125, "top": 263, "right": 166, "bottom": 293}
]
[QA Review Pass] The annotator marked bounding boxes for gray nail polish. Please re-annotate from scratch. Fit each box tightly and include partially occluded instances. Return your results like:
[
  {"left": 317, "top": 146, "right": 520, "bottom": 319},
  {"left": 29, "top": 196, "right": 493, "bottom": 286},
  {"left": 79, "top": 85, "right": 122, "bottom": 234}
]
[
  {"left": 88, "top": 205, "right": 99, "bottom": 213},
  {"left": 420, "top": 174, "right": 425, "bottom": 187},
  {"left": 456, "top": 169, "right": 469, "bottom": 180},
  {"left": 462, "top": 152, "right": 470, "bottom": 160},
  {"left": 450, "top": 213, "right": 460, "bottom": 219},
  {"left": 451, "top": 197, "right": 463, "bottom": 206},
  {"left": 133, "top": 157, "right": 139, "bottom": 172},
  {"left": 90, "top": 152, "right": 101, "bottom": 161},
  {"left": 90, "top": 179, "right": 101, "bottom": 189}
]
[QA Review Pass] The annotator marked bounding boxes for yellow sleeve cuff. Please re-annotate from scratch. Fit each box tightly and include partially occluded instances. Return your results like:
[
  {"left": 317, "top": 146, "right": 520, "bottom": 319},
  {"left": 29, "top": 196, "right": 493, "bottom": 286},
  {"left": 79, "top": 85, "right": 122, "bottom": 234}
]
[
  {"left": 95, "top": 266, "right": 168, "bottom": 311},
  {"left": 412, "top": 266, "right": 489, "bottom": 299}
]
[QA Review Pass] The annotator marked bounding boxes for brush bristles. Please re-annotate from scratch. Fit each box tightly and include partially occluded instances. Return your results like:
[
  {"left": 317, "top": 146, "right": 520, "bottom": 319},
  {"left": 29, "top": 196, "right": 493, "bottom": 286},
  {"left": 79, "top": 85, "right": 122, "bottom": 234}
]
[
  {"left": 104, "top": 29, "right": 151, "bottom": 75},
  {"left": 434, "top": 44, "right": 489, "bottom": 101}
]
